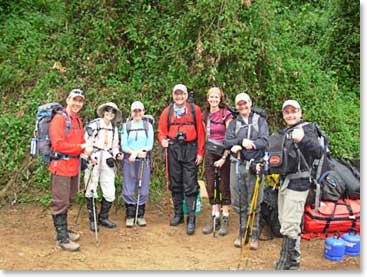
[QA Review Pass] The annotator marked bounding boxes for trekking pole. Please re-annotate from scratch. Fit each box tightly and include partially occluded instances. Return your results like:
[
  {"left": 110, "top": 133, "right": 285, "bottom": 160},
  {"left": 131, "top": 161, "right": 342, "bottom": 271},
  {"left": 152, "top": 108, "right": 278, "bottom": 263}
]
[
  {"left": 72, "top": 161, "right": 95, "bottom": 230},
  {"left": 135, "top": 158, "right": 145, "bottom": 226},
  {"left": 213, "top": 166, "right": 222, "bottom": 238},
  {"left": 90, "top": 189, "right": 100, "bottom": 247},
  {"left": 236, "top": 151, "right": 242, "bottom": 244},
  {"left": 238, "top": 174, "right": 261, "bottom": 268},
  {"left": 213, "top": 167, "right": 218, "bottom": 238},
  {"left": 165, "top": 147, "right": 171, "bottom": 225}
]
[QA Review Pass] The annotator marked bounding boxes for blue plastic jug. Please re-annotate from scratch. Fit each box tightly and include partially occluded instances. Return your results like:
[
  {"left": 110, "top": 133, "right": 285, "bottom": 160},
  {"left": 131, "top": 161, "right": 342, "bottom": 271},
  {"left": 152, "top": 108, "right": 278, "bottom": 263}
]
[
  {"left": 324, "top": 234, "right": 345, "bottom": 261},
  {"left": 342, "top": 230, "right": 360, "bottom": 257}
]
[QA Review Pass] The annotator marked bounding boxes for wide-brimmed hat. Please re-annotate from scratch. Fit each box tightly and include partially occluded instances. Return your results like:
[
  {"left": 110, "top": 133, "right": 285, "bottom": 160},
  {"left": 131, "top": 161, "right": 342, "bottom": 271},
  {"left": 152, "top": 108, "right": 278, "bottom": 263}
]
[{"left": 97, "top": 102, "right": 122, "bottom": 122}]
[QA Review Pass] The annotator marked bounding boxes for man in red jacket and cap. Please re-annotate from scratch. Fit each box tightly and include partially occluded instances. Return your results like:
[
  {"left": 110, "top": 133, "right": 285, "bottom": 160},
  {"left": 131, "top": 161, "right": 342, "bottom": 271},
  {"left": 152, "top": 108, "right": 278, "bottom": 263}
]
[
  {"left": 49, "top": 89, "right": 92, "bottom": 251},
  {"left": 158, "top": 84, "right": 205, "bottom": 235}
]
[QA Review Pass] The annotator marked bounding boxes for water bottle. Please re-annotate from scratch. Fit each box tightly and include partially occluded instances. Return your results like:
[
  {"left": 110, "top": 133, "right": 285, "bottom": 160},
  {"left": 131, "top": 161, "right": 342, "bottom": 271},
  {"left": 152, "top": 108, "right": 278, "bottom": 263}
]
[
  {"left": 30, "top": 137, "right": 38, "bottom": 157},
  {"left": 263, "top": 151, "right": 269, "bottom": 174}
]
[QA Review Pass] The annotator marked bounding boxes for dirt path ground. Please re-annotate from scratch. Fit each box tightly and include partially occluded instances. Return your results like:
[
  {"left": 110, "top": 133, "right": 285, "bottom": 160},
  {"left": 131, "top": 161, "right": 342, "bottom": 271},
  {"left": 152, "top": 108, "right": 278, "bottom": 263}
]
[{"left": 0, "top": 203, "right": 360, "bottom": 271}]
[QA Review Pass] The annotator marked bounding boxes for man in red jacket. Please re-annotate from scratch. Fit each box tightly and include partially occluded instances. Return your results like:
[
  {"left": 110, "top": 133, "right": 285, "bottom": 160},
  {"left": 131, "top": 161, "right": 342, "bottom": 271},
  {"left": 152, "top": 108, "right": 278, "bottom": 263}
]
[
  {"left": 49, "top": 89, "right": 92, "bottom": 251},
  {"left": 158, "top": 84, "right": 205, "bottom": 235}
]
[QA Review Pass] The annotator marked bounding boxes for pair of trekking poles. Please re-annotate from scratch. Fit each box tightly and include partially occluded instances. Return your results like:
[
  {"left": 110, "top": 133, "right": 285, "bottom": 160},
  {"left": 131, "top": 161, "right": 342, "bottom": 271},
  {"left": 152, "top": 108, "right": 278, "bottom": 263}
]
[
  {"left": 72, "top": 156, "right": 146, "bottom": 246},
  {"left": 72, "top": 158, "right": 100, "bottom": 247},
  {"left": 235, "top": 152, "right": 262, "bottom": 269}
]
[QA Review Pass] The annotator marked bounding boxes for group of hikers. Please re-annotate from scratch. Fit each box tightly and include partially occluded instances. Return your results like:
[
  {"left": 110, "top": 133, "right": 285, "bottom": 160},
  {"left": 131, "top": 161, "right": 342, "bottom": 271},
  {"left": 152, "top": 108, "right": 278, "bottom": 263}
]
[{"left": 47, "top": 84, "right": 323, "bottom": 270}]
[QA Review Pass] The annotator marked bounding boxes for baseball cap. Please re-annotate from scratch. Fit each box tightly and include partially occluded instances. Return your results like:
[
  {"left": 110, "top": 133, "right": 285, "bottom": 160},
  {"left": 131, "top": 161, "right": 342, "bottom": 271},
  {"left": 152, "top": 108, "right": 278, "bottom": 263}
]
[
  {"left": 131, "top": 101, "right": 144, "bottom": 111},
  {"left": 235, "top": 92, "right": 251, "bottom": 104},
  {"left": 282, "top": 100, "right": 301, "bottom": 110},
  {"left": 68, "top": 89, "right": 84, "bottom": 100},
  {"left": 172, "top": 84, "right": 188, "bottom": 94}
]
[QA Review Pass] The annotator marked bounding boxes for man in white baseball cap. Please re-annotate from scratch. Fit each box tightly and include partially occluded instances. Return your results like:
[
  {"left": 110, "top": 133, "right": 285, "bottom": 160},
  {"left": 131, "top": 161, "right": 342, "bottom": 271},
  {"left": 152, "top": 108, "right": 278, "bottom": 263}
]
[
  {"left": 224, "top": 91, "right": 269, "bottom": 250},
  {"left": 273, "top": 99, "right": 323, "bottom": 270},
  {"left": 158, "top": 83, "right": 205, "bottom": 235},
  {"left": 282, "top": 99, "right": 301, "bottom": 111}
]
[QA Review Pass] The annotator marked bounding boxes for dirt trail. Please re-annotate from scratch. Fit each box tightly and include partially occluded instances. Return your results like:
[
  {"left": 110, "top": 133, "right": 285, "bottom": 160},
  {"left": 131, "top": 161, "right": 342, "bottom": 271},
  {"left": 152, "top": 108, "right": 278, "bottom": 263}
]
[{"left": 0, "top": 203, "right": 360, "bottom": 270}]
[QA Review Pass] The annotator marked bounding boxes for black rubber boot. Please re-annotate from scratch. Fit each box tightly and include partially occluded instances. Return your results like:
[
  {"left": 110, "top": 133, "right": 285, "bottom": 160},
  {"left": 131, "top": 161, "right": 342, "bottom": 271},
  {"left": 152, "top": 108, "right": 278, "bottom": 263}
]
[
  {"left": 185, "top": 195, "right": 197, "bottom": 235},
  {"left": 284, "top": 237, "right": 300, "bottom": 270},
  {"left": 86, "top": 197, "right": 99, "bottom": 232},
  {"left": 98, "top": 197, "right": 117, "bottom": 228},
  {"left": 125, "top": 204, "right": 136, "bottom": 227},
  {"left": 275, "top": 236, "right": 300, "bottom": 270},
  {"left": 52, "top": 214, "right": 80, "bottom": 252},
  {"left": 170, "top": 193, "right": 184, "bottom": 226},
  {"left": 275, "top": 236, "right": 288, "bottom": 270},
  {"left": 137, "top": 204, "right": 147, "bottom": 226}
]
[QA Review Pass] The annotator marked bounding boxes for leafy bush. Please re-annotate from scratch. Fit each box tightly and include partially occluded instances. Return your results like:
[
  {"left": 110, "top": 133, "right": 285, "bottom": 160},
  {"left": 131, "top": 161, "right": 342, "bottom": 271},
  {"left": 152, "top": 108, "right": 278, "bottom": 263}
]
[{"left": 0, "top": 0, "right": 359, "bottom": 205}]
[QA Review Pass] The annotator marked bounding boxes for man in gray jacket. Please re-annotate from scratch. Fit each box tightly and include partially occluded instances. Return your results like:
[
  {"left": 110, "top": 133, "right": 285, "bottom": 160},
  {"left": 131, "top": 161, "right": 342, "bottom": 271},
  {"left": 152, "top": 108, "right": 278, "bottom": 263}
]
[{"left": 224, "top": 92, "right": 269, "bottom": 250}]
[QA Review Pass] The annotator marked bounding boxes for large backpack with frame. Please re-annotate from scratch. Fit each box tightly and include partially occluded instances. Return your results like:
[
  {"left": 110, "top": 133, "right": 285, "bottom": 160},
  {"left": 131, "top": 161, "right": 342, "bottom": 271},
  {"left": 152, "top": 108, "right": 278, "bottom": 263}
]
[{"left": 30, "top": 102, "right": 73, "bottom": 164}]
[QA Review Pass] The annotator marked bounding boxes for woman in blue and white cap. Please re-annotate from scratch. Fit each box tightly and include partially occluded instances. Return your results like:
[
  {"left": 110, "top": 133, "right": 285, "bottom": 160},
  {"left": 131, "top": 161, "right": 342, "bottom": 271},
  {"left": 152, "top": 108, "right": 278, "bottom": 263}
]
[{"left": 121, "top": 101, "right": 154, "bottom": 227}]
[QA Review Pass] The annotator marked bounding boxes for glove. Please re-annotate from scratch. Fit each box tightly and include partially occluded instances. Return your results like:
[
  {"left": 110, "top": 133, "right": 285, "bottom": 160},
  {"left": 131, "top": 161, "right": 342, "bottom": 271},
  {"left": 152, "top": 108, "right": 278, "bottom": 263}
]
[
  {"left": 106, "top": 157, "right": 116, "bottom": 168},
  {"left": 80, "top": 157, "right": 88, "bottom": 171}
]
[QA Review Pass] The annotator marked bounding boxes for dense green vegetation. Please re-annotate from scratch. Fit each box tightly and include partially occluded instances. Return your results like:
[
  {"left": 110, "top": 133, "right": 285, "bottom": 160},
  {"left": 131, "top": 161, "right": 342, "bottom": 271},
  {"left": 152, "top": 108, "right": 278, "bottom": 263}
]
[{"left": 0, "top": 0, "right": 359, "bottom": 205}]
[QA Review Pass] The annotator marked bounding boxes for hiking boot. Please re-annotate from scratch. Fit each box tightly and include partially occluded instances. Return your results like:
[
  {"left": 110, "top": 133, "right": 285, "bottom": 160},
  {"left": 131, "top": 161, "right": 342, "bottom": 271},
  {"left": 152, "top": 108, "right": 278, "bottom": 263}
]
[
  {"left": 234, "top": 233, "right": 249, "bottom": 248},
  {"left": 234, "top": 236, "right": 242, "bottom": 248},
  {"left": 57, "top": 239, "right": 80, "bottom": 252},
  {"left": 126, "top": 217, "right": 135, "bottom": 227},
  {"left": 202, "top": 216, "right": 220, "bottom": 235},
  {"left": 54, "top": 230, "right": 80, "bottom": 242},
  {"left": 98, "top": 197, "right": 117, "bottom": 228},
  {"left": 99, "top": 218, "right": 117, "bottom": 228},
  {"left": 250, "top": 238, "right": 259, "bottom": 250},
  {"left": 53, "top": 214, "right": 80, "bottom": 252},
  {"left": 170, "top": 197, "right": 184, "bottom": 226},
  {"left": 137, "top": 217, "right": 147, "bottom": 227},
  {"left": 218, "top": 216, "right": 229, "bottom": 236},
  {"left": 68, "top": 230, "right": 80, "bottom": 242},
  {"left": 170, "top": 214, "right": 184, "bottom": 226},
  {"left": 187, "top": 216, "right": 196, "bottom": 235}
]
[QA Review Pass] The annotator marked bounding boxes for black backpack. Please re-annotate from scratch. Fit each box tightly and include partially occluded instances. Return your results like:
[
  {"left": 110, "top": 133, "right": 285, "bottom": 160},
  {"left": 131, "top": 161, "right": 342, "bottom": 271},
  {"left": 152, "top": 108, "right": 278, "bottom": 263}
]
[{"left": 259, "top": 186, "right": 282, "bottom": 240}]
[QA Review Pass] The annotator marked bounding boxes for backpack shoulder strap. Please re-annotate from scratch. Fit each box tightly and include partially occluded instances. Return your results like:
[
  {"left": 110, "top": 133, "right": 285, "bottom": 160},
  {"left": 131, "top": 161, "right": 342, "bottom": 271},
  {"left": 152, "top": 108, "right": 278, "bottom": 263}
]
[
  {"left": 57, "top": 111, "right": 71, "bottom": 132},
  {"left": 235, "top": 118, "right": 242, "bottom": 136},
  {"left": 126, "top": 119, "right": 132, "bottom": 135},
  {"left": 189, "top": 102, "right": 197, "bottom": 132},
  {"left": 251, "top": 112, "right": 260, "bottom": 133},
  {"left": 143, "top": 118, "right": 149, "bottom": 137},
  {"left": 167, "top": 103, "right": 174, "bottom": 131}
]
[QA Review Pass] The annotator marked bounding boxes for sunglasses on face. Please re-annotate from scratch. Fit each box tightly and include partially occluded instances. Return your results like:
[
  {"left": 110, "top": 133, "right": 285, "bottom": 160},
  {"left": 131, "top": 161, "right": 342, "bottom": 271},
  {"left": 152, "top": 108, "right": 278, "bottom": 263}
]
[
  {"left": 70, "top": 89, "right": 84, "bottom": 96},
  {"left": 105, "top": 108, "right": 116, "bottom": 114},
  {"left": 237, "top": 102, "right": 249, "bottom": 107}
]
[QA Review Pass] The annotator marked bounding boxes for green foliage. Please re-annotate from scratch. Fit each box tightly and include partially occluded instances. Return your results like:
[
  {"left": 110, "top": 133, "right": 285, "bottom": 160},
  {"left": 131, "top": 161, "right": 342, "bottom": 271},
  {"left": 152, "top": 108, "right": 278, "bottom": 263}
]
[{"left": 0, "top": 0, "right": 360, "bottom": 205}]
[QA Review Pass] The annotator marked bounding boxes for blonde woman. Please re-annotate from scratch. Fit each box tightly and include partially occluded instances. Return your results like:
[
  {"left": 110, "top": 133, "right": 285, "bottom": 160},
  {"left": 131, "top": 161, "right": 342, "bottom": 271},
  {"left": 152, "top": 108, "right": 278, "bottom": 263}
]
[{"left": 201, "top": 87, "right": 233, "bottom": 236}]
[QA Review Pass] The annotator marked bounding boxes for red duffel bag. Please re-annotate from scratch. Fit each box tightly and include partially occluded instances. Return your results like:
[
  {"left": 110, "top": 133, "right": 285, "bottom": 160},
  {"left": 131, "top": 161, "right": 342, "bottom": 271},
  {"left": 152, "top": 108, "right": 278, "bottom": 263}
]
[{"left": 303, "top": 198, "right": 360, "bottom": 236}]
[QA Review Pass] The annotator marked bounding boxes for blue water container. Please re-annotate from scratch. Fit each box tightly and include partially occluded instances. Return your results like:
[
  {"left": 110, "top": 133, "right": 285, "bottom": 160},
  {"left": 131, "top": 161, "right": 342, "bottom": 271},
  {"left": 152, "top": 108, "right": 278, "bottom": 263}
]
[
  {"left": 342, "top": 232, "right": 360, "bottom": 257},
  {"left": 324, "top": 235, "right": 345, "bottom": 261}
]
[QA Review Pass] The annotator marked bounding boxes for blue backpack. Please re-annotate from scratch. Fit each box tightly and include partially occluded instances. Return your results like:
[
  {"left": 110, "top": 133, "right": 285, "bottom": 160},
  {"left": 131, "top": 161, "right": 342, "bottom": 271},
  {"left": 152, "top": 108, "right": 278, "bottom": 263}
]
[{"left": 30, "top": 102, "right": 71, "bottom": 164}]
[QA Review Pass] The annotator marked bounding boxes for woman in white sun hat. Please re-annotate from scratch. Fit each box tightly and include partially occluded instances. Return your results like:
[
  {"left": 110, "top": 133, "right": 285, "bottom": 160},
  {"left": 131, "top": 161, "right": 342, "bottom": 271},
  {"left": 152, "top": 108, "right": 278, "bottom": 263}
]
[{"left": 83, "top": 102, "right": 123, "bottom": 232}]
